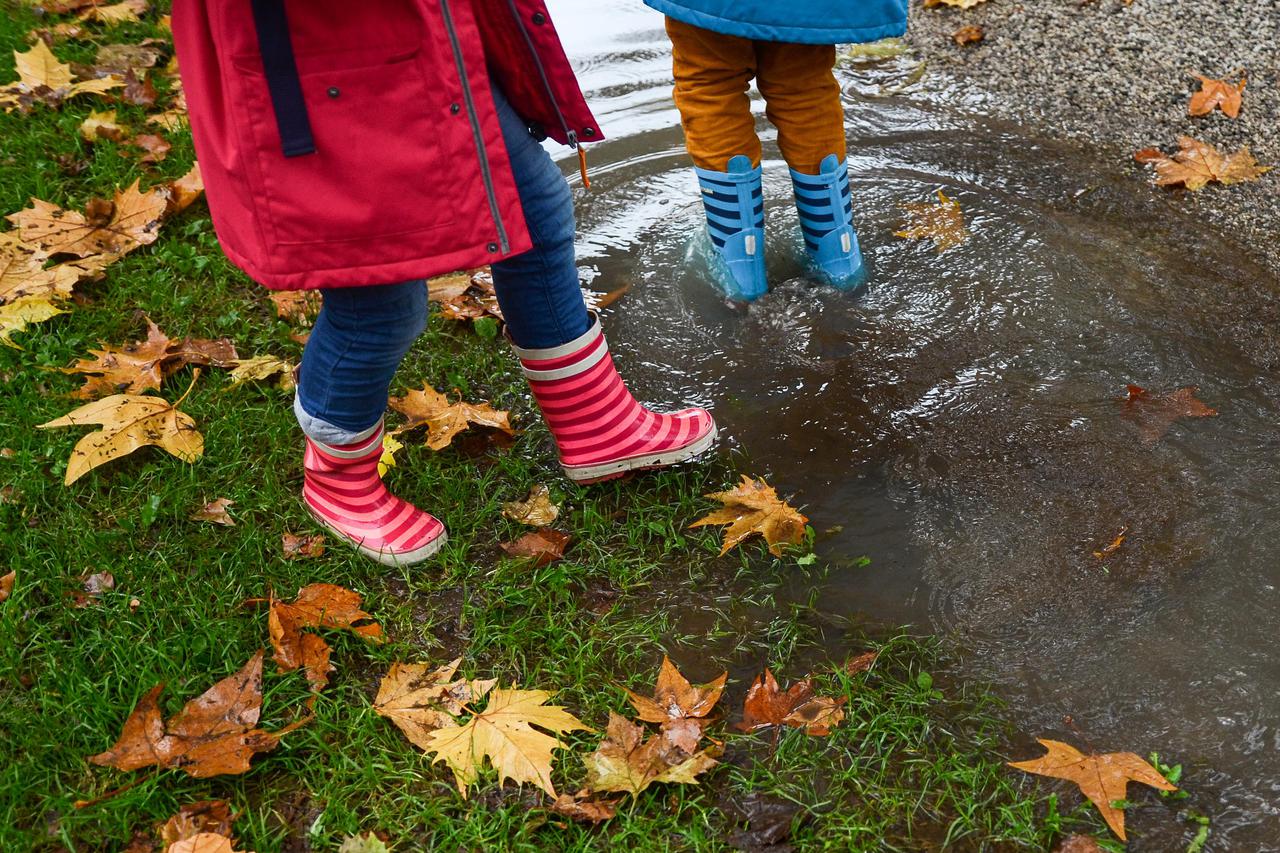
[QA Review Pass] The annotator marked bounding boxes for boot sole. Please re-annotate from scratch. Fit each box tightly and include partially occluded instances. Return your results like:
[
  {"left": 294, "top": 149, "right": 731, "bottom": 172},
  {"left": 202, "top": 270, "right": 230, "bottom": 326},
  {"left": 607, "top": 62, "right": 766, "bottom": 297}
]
[
  {"left": 561, "top": 421, "right": 719, "bottom": 484},
  {"left": 305, "top": 505, "right": 447, "bottom": 567}
]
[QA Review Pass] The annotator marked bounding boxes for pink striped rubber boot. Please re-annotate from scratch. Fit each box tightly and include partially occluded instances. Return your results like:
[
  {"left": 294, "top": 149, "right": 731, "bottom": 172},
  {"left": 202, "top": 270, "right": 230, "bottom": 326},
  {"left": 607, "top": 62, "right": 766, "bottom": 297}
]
[
  {"left": 302, "top": 423, "right": 446, "bottom": 566},
  {"left": 512, "top": 317, "right": 717, "bottom": 483}
]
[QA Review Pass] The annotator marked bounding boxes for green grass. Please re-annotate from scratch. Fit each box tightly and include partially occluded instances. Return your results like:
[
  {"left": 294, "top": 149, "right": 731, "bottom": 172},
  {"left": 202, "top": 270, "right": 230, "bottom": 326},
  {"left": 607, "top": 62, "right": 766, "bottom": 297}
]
[{"left": 0, "top": 2, "right": 1096, "bottom": 850}]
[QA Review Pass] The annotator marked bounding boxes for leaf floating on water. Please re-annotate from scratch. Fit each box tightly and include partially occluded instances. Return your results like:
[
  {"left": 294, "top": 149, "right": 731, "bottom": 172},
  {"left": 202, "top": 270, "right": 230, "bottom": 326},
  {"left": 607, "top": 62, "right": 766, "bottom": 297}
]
[
  {"left": 843, "top": 650, "right": 879, "bottom": 676},
  {"left": 1188, "top": 73, "right": 1245, "bottom": 118},
  {"left": 735, "top": 668, "right": 846, "bottom": 736},
  {"left": 502, "top": 483, "right": 560, "bottom": 527},
  {"left": 1136, "top": 136, "right": 1270, "bottom": 191},
  {"left": 895, "top": 190, "right": 970, "bottom": 252},
  {"left": 843, "top": 37, "right": 908, "bottom": 61},
  {"left": 689, "top": 475, "right": 808, "bottom": 556},
  {"left": 1092, "top": 526, "right": 1128, "bottom": 560},
  {"left": 1124, "top": 384, "right": 1217, "bottom": 443},
  {"left": 389, "top": 383, "right": 514, "bottom": 451},
  {"left": 1009, "top": 739, "right": 1176, "bottom": 840}
]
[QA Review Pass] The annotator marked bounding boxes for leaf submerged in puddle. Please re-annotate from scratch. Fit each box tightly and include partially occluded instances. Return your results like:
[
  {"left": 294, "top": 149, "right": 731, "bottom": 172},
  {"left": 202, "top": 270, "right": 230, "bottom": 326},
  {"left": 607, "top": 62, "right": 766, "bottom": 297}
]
[{"left": 895, "top": 190, "right": 970, "bottom": 252}]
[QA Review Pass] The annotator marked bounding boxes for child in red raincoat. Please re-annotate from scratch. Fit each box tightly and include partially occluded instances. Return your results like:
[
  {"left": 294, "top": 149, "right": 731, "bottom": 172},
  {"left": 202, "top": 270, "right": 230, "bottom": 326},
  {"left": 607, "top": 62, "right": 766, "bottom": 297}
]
[{"left": 172, "top": 0, "right": 717, "bottom": 566}]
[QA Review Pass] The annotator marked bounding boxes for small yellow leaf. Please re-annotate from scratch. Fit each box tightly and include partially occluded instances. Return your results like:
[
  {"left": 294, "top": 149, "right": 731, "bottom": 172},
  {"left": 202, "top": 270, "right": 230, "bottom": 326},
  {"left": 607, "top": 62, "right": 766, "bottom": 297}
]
[
  {"left": 377, "top": 433, "right": 402, "bottom": 478},
  {"left": 78, "top": 109, "right": 125, "bottom": 142},
  {"left": 0, "top": 294, "right": 67, "bottom": 348},
  {"left": 501, "top": 483, "right": 559, "bottom": 527},
  {"left": 388, "top": 383, "right": 513, "bottom": 450},
  {"left": 895, "top": 189, "right": 969, "bottom": 252},
  {"left": 226, "top": 356, "right": 295, "bottom": 391},
  {"left": 689, "top": 475, "right": 808, "bottom": 556}
]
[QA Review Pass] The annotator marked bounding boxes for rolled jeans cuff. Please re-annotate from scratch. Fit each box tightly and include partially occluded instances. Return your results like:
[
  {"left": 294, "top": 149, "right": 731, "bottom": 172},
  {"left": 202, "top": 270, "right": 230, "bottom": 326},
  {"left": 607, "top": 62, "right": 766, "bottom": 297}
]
[{"left": 293, "top": 394, "right": 382, "bottom": 446}]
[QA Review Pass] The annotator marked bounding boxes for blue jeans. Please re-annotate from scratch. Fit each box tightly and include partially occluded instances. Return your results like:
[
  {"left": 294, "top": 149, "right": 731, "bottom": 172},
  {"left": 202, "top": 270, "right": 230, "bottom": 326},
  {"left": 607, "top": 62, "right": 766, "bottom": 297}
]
[{"left": 295, "top": 88, "right": 592, "bottom": 444}]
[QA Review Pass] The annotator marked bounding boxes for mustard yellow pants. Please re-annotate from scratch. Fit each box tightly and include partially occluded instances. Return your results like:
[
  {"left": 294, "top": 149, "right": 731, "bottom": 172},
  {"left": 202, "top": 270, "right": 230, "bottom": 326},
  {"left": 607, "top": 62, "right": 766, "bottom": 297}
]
[{"left": 666, "top": 17, "right": 847, "bottom": 176}]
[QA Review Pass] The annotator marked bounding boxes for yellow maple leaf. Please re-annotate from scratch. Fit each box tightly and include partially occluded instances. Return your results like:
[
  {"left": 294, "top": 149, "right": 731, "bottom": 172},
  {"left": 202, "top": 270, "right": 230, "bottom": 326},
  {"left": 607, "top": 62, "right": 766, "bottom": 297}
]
[
  {"left": 79, "top": 109, "right": 125, "bottom": 142},
  {"left": 422, "top": 687, "right": 590, "bottom": 798},
  {"left": 689, "top": 475, "right": 808, "bottom": 556},
  {"left": 0, "top": 294, "right": 67, "bottom": 348},
  {"left": 374, "top": 659, "right": 497, "bottom": 750},
  {"left": 0, "top": 40, "right": 123, "bottom": 111},
  {"left": 225, "top": 356, "right": 296, "bottom": 391},
  {"left": 79, "top": 0, "right": 149, "bottom": 25},
  {"left": 895, "top": 189, "right": 969, "bottom": 252},
  {"left": 388, "top": 383, "right": 514, "bottom": 450},
  {"left": 38, "top": 378, "right": 203, "bottom": 485},
  {"left": 501, "top": 483, "right": 560, "bottom": 526},
  {"left": 1009, "top": 739, "right": 1176, "bottom": 840},
  {"left": 0, "top": 232, "right": 85, "bottom": 305}
]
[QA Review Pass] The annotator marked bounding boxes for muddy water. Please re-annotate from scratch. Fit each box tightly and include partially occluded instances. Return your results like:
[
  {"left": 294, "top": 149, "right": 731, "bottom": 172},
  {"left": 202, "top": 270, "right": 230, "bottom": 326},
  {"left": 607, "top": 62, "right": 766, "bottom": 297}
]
[{"left": 547, "top": 1, "right": 1280, "bottom": 848}]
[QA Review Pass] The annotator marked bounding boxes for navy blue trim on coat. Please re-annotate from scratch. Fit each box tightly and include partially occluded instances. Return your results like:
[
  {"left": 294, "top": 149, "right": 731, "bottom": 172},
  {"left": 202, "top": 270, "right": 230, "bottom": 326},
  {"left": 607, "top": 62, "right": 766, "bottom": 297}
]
[{"left": 249, "top": 0, "right": 317, "bottom": 157}]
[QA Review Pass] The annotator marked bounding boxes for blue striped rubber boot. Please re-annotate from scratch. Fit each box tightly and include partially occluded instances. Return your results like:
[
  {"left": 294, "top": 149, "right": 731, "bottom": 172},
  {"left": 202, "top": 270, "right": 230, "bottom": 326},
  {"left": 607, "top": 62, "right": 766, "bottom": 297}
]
[
  {"left": 791, "top": 154, "right": 865, "bottom": 289},
  {"left": 692, "top": 155, "right": 768, "bottom": 301}
]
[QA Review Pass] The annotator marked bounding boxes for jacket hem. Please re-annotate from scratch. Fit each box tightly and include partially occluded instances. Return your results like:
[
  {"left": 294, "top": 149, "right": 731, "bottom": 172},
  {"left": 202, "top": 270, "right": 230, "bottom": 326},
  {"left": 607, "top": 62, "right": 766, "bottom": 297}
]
[{"left": 645, "top": 0, "right": 907, "bottom": 44}]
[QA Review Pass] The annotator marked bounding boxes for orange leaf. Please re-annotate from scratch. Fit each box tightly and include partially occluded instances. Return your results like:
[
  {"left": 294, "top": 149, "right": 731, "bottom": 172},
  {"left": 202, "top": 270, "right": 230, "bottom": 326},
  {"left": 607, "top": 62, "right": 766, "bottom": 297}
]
[
  {"left": 389, "top": 383, "right": 514, "bottom": 451},
  {"left": 500, "top": 528, "right": 570, "bottom": 566},
  {"left": 1137, "top": 136, "right": 1270, "bottom": 191},
  {"left": 689, "top": 475, "right": 808, "bottom": 557},
  {"left": 268, "top": 583, "right": 383, "bottom": 692},
  {"left": 1123, "top": 384, "right": 1217, "bottom": 443},
  {"left": 735, "top": 668, "right": 846, "bottom": 736},
  {"left": 623, "top": 655, "right": 726, "bottom": 728},
  {"left": 1188, "top": 73, "right": 1245, "bottom": 118}
]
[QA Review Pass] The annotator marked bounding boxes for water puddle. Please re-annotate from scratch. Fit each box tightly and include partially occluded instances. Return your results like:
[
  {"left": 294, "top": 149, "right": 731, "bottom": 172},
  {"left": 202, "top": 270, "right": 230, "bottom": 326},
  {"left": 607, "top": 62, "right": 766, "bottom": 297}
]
[{"left": 549, "top": 1, "right": 1280, "bottom": 847}]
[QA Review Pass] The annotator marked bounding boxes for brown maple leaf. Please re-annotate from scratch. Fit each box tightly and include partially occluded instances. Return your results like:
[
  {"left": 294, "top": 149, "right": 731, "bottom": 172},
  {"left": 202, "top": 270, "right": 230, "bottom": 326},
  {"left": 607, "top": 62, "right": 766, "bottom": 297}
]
[
  {"left": 1123, "top": 384, "right": 1217, "bottom": 443},
  {"left": 0, "top": 231, "right": 84, "bottom": 304},
  {"left": 166, "top": 832, "right": 249, "bottom": 853},
  {"left": 501, "top": 528, "right": 571, "bottom": 566},
  {"left": 389, "top": 384, "right": 514, "bottom": 450},
  {"left": 61, "top": 320, "right": 237, "bottom": 399},
  {"left": 735, "top": 669, "right": 846, "bottom": 736},
  {"left": 550, "top": 790, "right": 621, "bottom": 824},
  {"left": 130, "top": 133, "right": 171, "bottom": 165},
  {"left": 428, "top": 268, "right": 503, "bottom": 322},
  {"left": 952, "top": 25, "right": 985, "bottom": 45},
  {"left": 9, "top": 180, "right": 168, "bottom": 259},
  {"left": 689, "top": 475, "right": 808, "bottom": 557},
  {"left": 160, "top": 800, "right": 236, "bottom": 847},
  {"left": 166, "top": 164, "right": 204, "bottom": 215},
  {"left": 895, "top": 189, "right": 970, "bottom": 252},
  {"left": 268, "top": 583, "right": 383, "bottom": 691},
  {"left": 374, "top": 658, "right": 497, "bottom": 749},
  {"left": 90, "top": 650, "right": 303, "bottom": 778},
  {"left": 1189, "top": 73, "right": 1245, "bottom": 118},
  {"left": 1009, "top": 739, "right": 1176, "bottom": 840},
  {"left": 269, "top": 290, "right": 322, "bottom": 325},
  {"left": 280, "top": 532, "right": 325, "bottom": 560},
  {"left": 190, "top": 498, "right": 235, "bottom": 527},
  {"left": 843, "top": 651, "right": 879, "bottom": 676},
  {"left": 582, "top": 711, "right": 719, "bottom": 797},
  {"left": 1136, "top": 136, "right": 1271, "bottom": 191},
  {"left": 93, "top": 42, "right": 165, "bottom": 76},
  {"left": 623, "top": 655, "right": 727, "bottom": 744}
]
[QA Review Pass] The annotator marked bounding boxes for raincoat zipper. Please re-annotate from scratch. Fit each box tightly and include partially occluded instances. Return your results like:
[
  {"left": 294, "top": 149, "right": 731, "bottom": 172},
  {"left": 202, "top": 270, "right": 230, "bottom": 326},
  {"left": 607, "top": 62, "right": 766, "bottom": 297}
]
[
  {"left": 504, "top": 0, "right": 576, "bottom": 148},
  {"left": 440, "top": 0, "right": 510, "bottom": 254}
]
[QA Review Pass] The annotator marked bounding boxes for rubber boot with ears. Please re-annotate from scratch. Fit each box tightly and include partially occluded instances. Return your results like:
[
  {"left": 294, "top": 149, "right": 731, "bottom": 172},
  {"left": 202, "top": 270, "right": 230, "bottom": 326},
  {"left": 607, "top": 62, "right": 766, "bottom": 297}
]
[
  {"left": 791, "top": 153, "right": 865, "bottom": 289},
  {"left": 509, "top": 316, "right": 718, "bottom": 484},
  {"left": 302, "top": 421, "right": 446, "bottom": 566},
  {"left": 693, "top": 154, "right": 768, "bottom": 301}
]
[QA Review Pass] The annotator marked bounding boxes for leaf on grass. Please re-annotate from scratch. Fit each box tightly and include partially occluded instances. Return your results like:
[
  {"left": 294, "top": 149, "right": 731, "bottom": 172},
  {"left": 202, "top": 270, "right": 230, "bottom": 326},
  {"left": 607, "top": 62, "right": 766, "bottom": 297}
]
[
  {"left": 374, "top": 658, "right": 497, "bottom": 749},
  {"left": 337, "top": 833, "right": 389, "bottom": 853},
  {"left": 78, "top": 0, "right": 149, "bottom": 25},
  {"left": 734, "top": 668, "right": 846, "bottom": 736},
  {"left": 90, "top": 650, "right": 300, "bottom": 778},
  {"left": 0, "top": 231, "right": 84, "bottom": 304},
  {"left": 280, "top": 532, "right": 325, "bottom": 560},
  {"left": 61, "top": 318, "right": 179, "bottom": 398},
  {"left": 689, "top": 475, "right": 808, "bottom": 556},
  {"left": 0, "top": 294, "right": 68, "bottom": 348},
  {"left": 226, "top": 356, "right": 295, "bottom": 392},
  {"left": 1054, "top": 836, "right": 1104, "bottom": 853},
  {"left": 952, "top": 25, "right": 985, "bottom": 45},
  {"left": 38, "top": 388, "right": 203, "bottom": 485},
  {"left": 388, "top": 384, "right": 514, "bottom": 451},
  {"left": 191, "top": 498, "right": 235, "bottom": 527},
  {"left": 1009, "top": 739, "right": 1176, "bottom": 840},
  {"left": 94, "top": 42, "right": 164, "bottom": 76},
  {"left": 166, "top": 163, "right": 204, "bottom": 214},
  {"left": 70, "top": 570, "right": 115, "bottom": 607},
  {"left": 0, "top": 571, "right": 14, "bottom": 603},
  {"left": 130, "top": 133, "right": 171, "bottom": 165},
  {"left": 0, "top": 40, "right": 123, "bottom": 111},
  {"left": 582, "top": 711, "right": 719, "bottom": 797},
  {"left": 501, "top": 483, "right": 560, "bottom": 526},
  {"left": 269, "top": 583, "right": 383, "bottom": 691},
  {"left": 1136, "top": 136, "right": 1271, "bottom": 191},
  {"left": 1188, "top": 73, "right": 1245, "bottom": 118},
  {"left": 843, "top": 650, "right": 879, "bottom": 676},
  {"left": 1124, "top": 384, "right": 1217, "bottom": 443},
  {"left": 895, "top": 189, "right": 970, "bottom": 252},
  {"left": 79, "top": 109, "right": 125, "bottom": 142},
  {"left": 269, "top": 290, "right": 322, "bottom": 325},
  {"left": 159, "top": 800, "right": 235, "bottom": 847},
  {"left": 550, "top": 790, "right": 620, "bottom": 824},
  {"left": 623, "top": 655, "right": 726, "bottom": 751},
  {"left": 423, "top": 686, "right": 590, "bottom": 798},
  {"left": 500, "top": 528, "right": 570, "bottom": 566},
  {"left": 428, "top": 268, "right": 502, "bottom": 322},
  {"left": 9, "top": 180, "right": 168, "bottom": 258}
]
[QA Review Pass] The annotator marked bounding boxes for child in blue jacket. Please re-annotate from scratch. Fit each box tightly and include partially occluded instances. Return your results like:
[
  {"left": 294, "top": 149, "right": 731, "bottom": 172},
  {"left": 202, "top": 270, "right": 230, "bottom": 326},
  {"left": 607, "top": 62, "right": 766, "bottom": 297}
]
[{"left": 645, "top": 0, "right": 909, "bottom": 299}]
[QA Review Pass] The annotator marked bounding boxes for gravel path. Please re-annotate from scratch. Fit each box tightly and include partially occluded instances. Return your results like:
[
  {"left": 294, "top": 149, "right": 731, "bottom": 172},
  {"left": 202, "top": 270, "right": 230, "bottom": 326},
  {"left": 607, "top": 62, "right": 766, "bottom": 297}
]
[{"left": 905, "top": 0, "right": 1280, "bottom": 278}]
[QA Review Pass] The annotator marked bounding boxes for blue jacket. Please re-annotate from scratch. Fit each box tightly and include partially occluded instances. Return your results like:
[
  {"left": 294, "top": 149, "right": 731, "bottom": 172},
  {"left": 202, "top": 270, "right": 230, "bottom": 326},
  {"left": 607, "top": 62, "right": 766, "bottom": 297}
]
[{"left": 644, "top": 0, "right": 909, "bottom": 45}]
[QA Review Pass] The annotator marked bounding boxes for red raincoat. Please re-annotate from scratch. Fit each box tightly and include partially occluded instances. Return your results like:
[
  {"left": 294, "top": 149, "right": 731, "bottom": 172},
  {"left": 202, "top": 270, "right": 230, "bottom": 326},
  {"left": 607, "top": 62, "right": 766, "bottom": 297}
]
[{"left": 172, "top": 0, "right": 602, "bottom": 290}]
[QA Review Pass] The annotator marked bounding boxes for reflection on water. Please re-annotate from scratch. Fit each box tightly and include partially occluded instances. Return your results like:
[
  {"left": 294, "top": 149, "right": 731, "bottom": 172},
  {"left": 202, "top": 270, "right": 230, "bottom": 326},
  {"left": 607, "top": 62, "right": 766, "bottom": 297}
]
[{"left": 547, "top": 1, "right": 1280, "bottom": 848}]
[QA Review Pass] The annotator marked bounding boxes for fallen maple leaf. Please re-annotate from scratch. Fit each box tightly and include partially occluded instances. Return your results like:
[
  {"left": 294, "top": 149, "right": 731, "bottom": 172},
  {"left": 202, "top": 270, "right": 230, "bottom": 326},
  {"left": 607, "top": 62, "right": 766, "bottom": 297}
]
[
  {"left": 895, "top": 189, "right": 970, "bottom": 252},
  {"left": 130, "top": 133, "right": 171, "bottom": 165},
  {"left": 79, "top": 109, "right": 125, "bottom": 142},
  {"left": 0, "top": 294, "right": 68, "bottom": 348},
  {"left": 582, "top": 711, "right": 719, "bottom": 797},
  {"left": 191, "top": 498, "right": 235, "bottom": 527},
  {"left": 225, "top": 356, "right": 295, "bottom": 392},
  {"left": 167, "top": 832, "right": 251, "bottom": 853},
  {"left": 62, "top": 319, "right": 168, "bottom": 398},
  {"left": 423, "top": 686, "right": 590, "bottom": 798},
  {"left": 90, "top": 650, "right": 302, "bottom": 778},
  {"left": 1188, "top": 73, "right": 1245, "bottom": 118},
  {"left": 269, "top": 290, "right": 322, "bottom": 325},
  {"left": 689, "top": 475, "right": 808, "bottom": 557},
  {"left": 269, "top": 583, "right": 383, "bottom": 691},
  {"left": 78, "top": 0, "right": 149, "bottom": 24},
  {"left": 843, "top": 650, "right": 879, "bottom": 676},
  {"left": 550, "top": 790, "right": 620, "bottom": 824},
  {"left": 0, "top": 231, "right": 84, "bottom": 304},
  {"left": 94, "top": 42, "right": 164, "bottom": 76},
  {"left": 1137, "top": 136, "right": 1270, "bottom": 191},
  {"left": 624, "top": 655, "right": 726, "bottom": 751},
  {"left": 0, "top": 40, "right": 123, "bottom": 111},
  {"left": 501, "top": 484, "right": 560, "bottom": 527},
  {"left": 500, "top": 528, "right": 571, "bottom": 566},
  {"left": 160, "top": 800, "right": 235, "bottom": 847},
  {"left": 1123, "top": 384, "right": 1217, "bottom": 443},
  {"left": 9, "top": 180, "right": 168, "bottom": 258},
  {"left": 428, "top": 268, "right": 503, "bottom": 322},
  {"left": 374, "top": 658, "right": 497, "bottom": 749},
  {"left": 1009, "top": 739, "right": 1176, "bottom": 840},
  {"left": 280, "top": 532, "right": 325, "bottom": 560},
  {"left": 0, "top": 571, "right": 14, "bottom": 603},
  {"left": 166, "top": 163, "right": 204, "bottom": 214},
  {"left": 952, "top": 24, "right": 985, "bottom": 45},
  {"left": 38, "top": 377, "right": 203, "bottom": 485},
  {"left": 735, "top": 669, "right": 846, "bottom": 736},
  {"left": 389, "top": 384, "right": 514, "bottom": 451}
]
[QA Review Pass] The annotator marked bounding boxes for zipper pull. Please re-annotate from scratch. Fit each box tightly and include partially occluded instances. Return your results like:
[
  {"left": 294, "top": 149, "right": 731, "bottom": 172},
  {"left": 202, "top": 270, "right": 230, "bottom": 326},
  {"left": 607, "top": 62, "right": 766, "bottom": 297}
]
[{"left": 567, "top": 130, "right": 591, "bottom": 188}]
